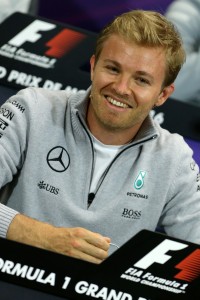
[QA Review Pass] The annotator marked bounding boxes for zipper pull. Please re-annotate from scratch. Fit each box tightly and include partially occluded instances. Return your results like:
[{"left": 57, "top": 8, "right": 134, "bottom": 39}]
[{"left": 88, "top": 193, "right": 95, "bottom": 207}]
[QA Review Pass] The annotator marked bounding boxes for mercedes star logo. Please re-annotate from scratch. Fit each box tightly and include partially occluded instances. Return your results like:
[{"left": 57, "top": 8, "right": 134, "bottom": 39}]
[{"left": 47, "top": 146, "right": 70, "bottom": 172}]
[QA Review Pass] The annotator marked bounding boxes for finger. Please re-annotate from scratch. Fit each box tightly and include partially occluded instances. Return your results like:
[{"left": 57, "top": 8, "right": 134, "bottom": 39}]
[
  {"left": 69, "top": 236, "right": 109, "bottom": 261},
  {"left": 79, "top": 238, "right": 110, "bottom": 261},
  {"left": 85, "top": 232, "right": 111, "bottom": 251},
  {"left": 64, "top": 228, "right": 110, "bottom": 261},
  {"left": 68, "top": 245, "right": 109, "bottom": 264}
]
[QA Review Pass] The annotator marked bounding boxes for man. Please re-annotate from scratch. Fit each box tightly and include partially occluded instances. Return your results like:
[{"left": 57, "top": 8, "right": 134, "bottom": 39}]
[
  {"left": 0, "top": 0, "right": 38, "bottom": 23},
  {"left": 165, "top": 0, "right": 200, "bottom": 105},
  {"left": 0, "top": 10, "right": 199, "bottom": 264}
]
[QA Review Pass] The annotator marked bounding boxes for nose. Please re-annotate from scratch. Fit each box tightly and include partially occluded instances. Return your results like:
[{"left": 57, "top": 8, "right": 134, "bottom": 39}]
[{"left": 112, "top": 74, "right": 132, "bottom": 96}]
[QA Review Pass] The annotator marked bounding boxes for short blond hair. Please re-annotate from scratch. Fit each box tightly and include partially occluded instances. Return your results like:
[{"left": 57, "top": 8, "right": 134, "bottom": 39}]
[{"left": 94, "top": 10, "right": 186, "bottom": 87}]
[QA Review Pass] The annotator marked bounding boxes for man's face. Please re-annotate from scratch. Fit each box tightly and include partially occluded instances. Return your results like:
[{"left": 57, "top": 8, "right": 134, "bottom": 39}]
[{"left": 88, "top": 34, "right": 174, "bottom": 139}]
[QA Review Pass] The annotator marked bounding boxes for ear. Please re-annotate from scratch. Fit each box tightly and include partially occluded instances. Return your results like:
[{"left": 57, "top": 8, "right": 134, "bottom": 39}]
[
  {"left": 90, "top": 55, "right": 96, "bottom": 81},
  {"left": 155, "top": 84, "right": 175, "bottom": 107}
]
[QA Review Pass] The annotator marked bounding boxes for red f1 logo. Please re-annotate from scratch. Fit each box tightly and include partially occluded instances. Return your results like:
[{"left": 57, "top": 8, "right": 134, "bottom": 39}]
[
  {"left": 45, "top": 28, "right": 86, "bottom": 58},
  {"left": 175, "top": 249, "right": 200, "bottom": 282}
]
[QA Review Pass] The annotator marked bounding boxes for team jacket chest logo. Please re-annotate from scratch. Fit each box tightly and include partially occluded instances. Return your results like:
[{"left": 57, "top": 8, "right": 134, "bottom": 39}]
[
  {"left": 134, "top": 171, "right": 146, "bottom": 190},
  {"left": 47, "top": 146, "right": 70, "bottom": 172},
  {"left": 126, "top": 170, "right": 148, "bottom": 201}
]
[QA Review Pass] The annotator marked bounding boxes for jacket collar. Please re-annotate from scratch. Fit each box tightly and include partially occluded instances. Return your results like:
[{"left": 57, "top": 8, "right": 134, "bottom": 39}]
[{"left": 72, "top": 86, "right": 159, "bottom": 143}]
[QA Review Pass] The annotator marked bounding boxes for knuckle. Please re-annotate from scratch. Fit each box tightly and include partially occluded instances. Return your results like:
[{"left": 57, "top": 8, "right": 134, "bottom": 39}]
[
  {"left": 71, "top": 238, "right": 81, "bottom": 249},
  {"left": 73, "top": 227, "right": 84, "bottom": 238}
]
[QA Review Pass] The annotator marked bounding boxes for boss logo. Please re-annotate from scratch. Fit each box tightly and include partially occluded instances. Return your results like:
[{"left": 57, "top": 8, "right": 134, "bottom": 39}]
[{"left": 122, "top": 208, "right": 141, "bottom": 219}]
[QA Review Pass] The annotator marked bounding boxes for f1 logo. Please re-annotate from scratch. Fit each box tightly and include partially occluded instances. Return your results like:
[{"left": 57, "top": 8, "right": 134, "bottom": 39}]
[
  {"left": 134, "top": 238, "right": 200, "bottom": 282},
  {"left": 134, "top": 239, "right": 188, "bottom": 269},
  {"left": 8, "top": 20, "right": 56, "bottom": 47},
  {"left": 7, "top": 19, "right": 86, "bottom": 58}
]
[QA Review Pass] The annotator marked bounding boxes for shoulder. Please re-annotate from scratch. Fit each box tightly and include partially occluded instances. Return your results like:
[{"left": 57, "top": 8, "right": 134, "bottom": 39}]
[
  {"left": 13, "top": 87, "right": 69, "bottom": 105},
  {"left": 4, "top": 87, "right": 86, "bottom": 112},
  {"left": 155, "top": 123, "right": 193, "bottom": 157}
]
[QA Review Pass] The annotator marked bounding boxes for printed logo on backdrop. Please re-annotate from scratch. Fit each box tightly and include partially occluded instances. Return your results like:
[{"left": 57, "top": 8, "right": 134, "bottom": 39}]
[
  {"left": 0, "top": 13, "right": 95, "bottom": 92},
  {"left": 0, "top": 20, "right": 86, "bottom": 68}
]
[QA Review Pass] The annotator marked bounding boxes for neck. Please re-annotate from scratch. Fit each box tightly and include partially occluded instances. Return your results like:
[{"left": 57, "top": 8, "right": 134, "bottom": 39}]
[
  {"left": 91, "top": 130, "right": 136, "bottom": 145},
  {"left": 87, "top": 107, "right": 141, "bottom": 146}
]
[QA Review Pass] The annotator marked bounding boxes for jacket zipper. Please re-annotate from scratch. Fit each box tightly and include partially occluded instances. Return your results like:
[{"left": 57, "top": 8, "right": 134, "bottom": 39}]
[
  {"left": 90, "top": 134, "right": 157, "bottom": 204},
  {"left": 77, "top": 112, "right": 157, "bottom": 207},
  {"left": 77, "top": 113, "right": 95, "bottom": 207}
]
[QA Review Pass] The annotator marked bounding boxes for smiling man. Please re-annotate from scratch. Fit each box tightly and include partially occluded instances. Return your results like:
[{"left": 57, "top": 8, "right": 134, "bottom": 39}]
[
  {"left": 0, "top": 10, "right": 200, "bottom": 264},
  {"left": 88, "top": 34, "right": 173, "bottom": 145}
]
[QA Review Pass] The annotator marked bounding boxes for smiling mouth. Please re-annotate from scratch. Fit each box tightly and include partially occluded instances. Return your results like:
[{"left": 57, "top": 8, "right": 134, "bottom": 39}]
[{"left": 106, "top": 96, "right": 130, "bottom": 108}]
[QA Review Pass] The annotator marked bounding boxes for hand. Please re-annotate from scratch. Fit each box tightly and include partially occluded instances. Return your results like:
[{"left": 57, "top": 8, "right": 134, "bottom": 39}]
[
  {"left": 7, "top": 214, "right": 111, "bottom": 264},
  {"left": 46, "top": 226, "right": 111, "bottom": 263}
]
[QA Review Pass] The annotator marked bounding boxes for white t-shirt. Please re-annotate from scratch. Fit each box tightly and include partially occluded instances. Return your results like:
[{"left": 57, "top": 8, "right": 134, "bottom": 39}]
[{"left": 90, "top": 135, "right": 124, "bottom": 193}]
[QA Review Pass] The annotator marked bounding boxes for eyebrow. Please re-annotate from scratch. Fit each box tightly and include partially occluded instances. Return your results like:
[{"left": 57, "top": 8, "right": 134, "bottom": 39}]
[{"left": 104, "top": 59, "right": 120, "bottom": 67}]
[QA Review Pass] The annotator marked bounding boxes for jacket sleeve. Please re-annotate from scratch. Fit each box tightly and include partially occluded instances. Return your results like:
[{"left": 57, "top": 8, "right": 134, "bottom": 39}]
[
  {"left": 0, "top": 88, "right": 34, "bottom": 237},
  {"left": 165, "top": 0, "right": 200, "bottom": 104},
  {"left": 0, "top": 204, "right": 19, "bottom": 238},
  {"left": 158, "top": 140, "right": 200, "bottom": 244}
]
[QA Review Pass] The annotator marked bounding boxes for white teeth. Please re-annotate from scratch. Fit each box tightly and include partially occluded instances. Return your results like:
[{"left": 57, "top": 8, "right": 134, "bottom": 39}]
[{"left": 107, "top": 97, "right": 128, "bottom": 108}]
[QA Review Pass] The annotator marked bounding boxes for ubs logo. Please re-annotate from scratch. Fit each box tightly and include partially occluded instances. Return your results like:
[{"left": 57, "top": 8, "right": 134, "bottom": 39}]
[{"left": 47, "top": 146, "right": 70, "bottom": 172}]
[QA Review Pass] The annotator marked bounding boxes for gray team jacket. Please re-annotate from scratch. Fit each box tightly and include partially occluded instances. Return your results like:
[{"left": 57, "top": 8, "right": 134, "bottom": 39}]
[{"left": 0, "top": 87, "right": 200, "bottom": 252}]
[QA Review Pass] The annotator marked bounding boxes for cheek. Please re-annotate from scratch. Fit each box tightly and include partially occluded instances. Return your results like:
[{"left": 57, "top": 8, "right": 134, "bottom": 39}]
[
  {"left": 135, "top": 89, "right": 159, "bottom": 106},
  {"left": 92, "top": 75, "right": 108, "bottom": 92}
]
